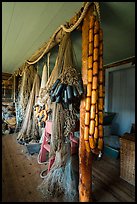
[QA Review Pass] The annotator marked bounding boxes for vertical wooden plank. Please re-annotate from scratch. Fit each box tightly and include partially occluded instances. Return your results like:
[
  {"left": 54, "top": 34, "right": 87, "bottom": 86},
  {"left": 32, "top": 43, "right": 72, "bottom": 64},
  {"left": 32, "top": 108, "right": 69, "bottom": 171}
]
[
  {"left": 108, "top": 72, "right": 113, "bottom": 111},
  {"left": 108, "top": 67, "right": 135, "bottom": 135},
  {"left": 79, "top": 5, "right": 94, "bottom": 202},
  {"left": 128, "top": 67, "right": 135, "bottom": 125}
]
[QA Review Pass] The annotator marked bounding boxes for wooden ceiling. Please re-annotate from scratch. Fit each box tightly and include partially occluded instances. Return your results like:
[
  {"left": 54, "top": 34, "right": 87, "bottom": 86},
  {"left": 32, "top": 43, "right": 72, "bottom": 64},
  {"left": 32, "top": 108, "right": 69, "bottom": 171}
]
[{"left": 2, "top": 2, "right": 135, "bottom": 74}]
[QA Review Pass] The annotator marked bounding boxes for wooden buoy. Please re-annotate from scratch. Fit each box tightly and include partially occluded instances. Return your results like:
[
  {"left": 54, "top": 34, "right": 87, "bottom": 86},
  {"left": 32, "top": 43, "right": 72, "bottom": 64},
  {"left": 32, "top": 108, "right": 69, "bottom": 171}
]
[
  {"left": 85, "top": 97, "right": 91, "bottom": 111},
  {"left": 89, "top": 119, "right": 95, "bottom": 135},
  {"left": 89, "top": 135, "right": 96, "bottom": 149},
  {"left": 87, "top": 83, "right": 92, "bottom": 97},
  {"left": 94, "top": 126, "right": 98, "bottom": 139},
  {"left": 84, "top": 126, "right": 89, "bottom": 140},
  {"left": 98, "top": 137, "right": 103, "bottom": 150},
  {"left": 93, "top": 48, "right": 99, "bottom": 62},
  {"left": 89, "top": 42, "right": 94, "bottom": 56},
  {"left": 92, "top": 75, "right": 98, "bottom": 90},
  {"left": 90, "top": 104, "right": 96, "bottom": 120},
  {"left": 98, "top": 124, "right": 103, "bottom": 137},
  {"left": 87, "top": 69, "right": 93, "bottom": 83},
  {"left": 91, "top": 90, "right": 97, "bottom": 104},
  {"left": 89, "top": 29, "right": 94, "bottom": 42},
  {"left": 93, "top": 61, "right": 98, "bottom": 75},
  {"left": 94, "top": 33, "right": 99, "bottom": 48},
  {"left": 88, "top": 55, "right": 93, "bottom": 69},
  {"left": 85, "top": 111, "right": 90, "bottom": 126}
]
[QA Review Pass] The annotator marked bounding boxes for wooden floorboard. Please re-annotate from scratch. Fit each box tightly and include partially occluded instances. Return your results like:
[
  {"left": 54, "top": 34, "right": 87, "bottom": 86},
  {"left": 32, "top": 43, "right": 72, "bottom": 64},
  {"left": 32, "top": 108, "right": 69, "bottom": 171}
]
[
  {"left": 92, "top": 155, "right": 135, "bottom": 202},
  {"left": 2, "top": 134, "right": 135, "bottom": 202},
  {"left": 2, "top": 134, "right": 46, "bottom": 202}
]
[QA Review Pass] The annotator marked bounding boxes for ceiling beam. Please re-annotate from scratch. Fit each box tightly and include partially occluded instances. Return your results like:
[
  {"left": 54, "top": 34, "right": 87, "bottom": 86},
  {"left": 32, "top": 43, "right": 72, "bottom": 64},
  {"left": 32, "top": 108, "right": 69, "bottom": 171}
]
[{"left": 104, "top": 56, "right": 135, "bottom": 69}]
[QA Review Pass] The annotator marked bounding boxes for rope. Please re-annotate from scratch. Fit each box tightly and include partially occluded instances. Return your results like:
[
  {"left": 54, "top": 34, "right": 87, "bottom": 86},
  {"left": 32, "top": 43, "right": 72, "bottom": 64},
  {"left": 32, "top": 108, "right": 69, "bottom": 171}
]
[
  {"left": 94, "top": 2, "right": 101, "bottom": 23},
  {"left": 60, "top": 2, "right": 91, "bottom": 33},
  {"left": 26, "top": 26, "right": 61, "bottom": 65},
  {"left": 64, "top": 108, "right": 78, "bottom": 138},
  {"left": 8, "top": 2, "right": 100, "bottom": 79},
  {"left": 26, "top": 2, "right": 92, "bottom": 65},
  {"left": 59, "top": 65, "right": 79, "bottom": 86}
]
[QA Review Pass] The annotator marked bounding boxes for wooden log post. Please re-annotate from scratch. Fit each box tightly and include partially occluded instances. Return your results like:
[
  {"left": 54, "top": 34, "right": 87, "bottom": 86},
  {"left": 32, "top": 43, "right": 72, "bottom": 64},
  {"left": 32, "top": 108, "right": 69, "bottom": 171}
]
[
  {"left": 79, "top": 5, "right": 94, "bottom": 202},
  {"left": 13, "top": 75, "right": 16, "bottom": 103}
]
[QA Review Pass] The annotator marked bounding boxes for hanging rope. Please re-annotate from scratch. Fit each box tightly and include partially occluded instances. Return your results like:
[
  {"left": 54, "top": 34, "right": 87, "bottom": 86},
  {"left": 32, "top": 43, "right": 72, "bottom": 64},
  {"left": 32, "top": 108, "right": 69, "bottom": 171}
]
[
  {"left": 60, "top": 2, "right": 91, "bottom": 33},
  {"left": 8, "top": 2, "right": 100, "bottom": 79},
  {"left": 26, "top": 2, "right": 92, "bottom": 65},
  {"left": 93, "top": 2, "right": 101, "bottom": 23}
]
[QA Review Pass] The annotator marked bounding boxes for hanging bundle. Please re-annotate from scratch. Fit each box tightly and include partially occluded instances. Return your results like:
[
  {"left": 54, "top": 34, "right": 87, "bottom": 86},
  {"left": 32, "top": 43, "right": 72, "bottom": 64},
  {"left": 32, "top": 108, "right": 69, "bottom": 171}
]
[
  {"left": 49, "top": 35, "right": 84, "bottom": 107},
  {"left": 49, "top": 33, "right": 81, "bottom": 155},
  {"left": 15, "top": 65, "right": 37, "bottom": 131},
  {"left": 34, "top": 33, "right": 73, "bottom": 130},
  {"left": 39, "top": 63, "right": 48, "bottom": 94},
  {"left": 84, "top": 14, "right": 104, "bottom": 154},
  {"left": 38, "top": 33, "right": 71, "bottom": 105},
  {"left": 33, "top": 103, "right": 48, "bottom": 129},
  {"left": 17, "top": 71, "right": 41, "bottom": 143},
  {"left": 49, "top": 69, "right": 84, "bottom": 106},
  {"left": 38, "top": 33, "right": 80, "bottom": 202},
  {"left": 34, "top": 62, "right": 49, "bottom": 128}
]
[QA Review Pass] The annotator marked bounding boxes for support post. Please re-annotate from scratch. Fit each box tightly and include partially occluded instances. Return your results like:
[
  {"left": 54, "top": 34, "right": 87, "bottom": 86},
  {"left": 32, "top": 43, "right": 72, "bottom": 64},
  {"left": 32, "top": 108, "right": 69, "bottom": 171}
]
[{"left": 79, "top": 5, "right": 94, "bottom": 202}]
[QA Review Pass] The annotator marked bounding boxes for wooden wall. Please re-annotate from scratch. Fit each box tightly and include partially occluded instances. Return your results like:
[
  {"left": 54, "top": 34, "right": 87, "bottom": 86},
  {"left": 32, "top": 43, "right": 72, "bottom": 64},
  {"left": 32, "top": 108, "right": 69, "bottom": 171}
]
[
  {"left": 105, "top": 64, "right": 135, "bottom": 136},
  {"left": 2, "top": 72, "right": 13, "bottom": 103}
]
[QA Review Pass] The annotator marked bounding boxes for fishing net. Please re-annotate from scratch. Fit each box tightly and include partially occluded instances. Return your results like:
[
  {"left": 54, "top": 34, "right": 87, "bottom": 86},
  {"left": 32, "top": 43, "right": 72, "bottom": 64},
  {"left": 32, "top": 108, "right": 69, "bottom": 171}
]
[
  {"left": 37, "top": 33, "right": 79, "bottom": 202},
  {"left": 15, "top": 65, "right": 36, "bottom": 130},
  {"left": 40, "top": 63, "right": 48, "bottom": 89},
  {"left": 38, "top": 33, "right": 70, "bottom": 105},
  {"left": 63, "top": 156, "right": 79, "bottom": 202},
  {"left": 64, "top": 107, "right": 79, "bottom": 138},
  {"left": 38, "top": 143, "right": 79, "bottom": 202},
  {"left": 31, "top": 71, "right": 41, "bottom": 141},
  {"left": 37, "top": 62, "right": 48, "bottom": 106},
  {"left": 17, "top": 71, "right": 40, "bottom": 143}
]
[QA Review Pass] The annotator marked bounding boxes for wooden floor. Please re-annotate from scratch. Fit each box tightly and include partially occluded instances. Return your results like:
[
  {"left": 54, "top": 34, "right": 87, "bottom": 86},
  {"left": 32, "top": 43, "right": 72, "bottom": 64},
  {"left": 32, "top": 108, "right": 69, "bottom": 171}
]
[
  {"left": 92, "top": 156, "right": 135, "bottom": 202},
  {"left": 2, "top": 134, "right": 46, "bottom": 202},
  {"left": 2, "top": 134, "right": 135, "bottom": 202}
]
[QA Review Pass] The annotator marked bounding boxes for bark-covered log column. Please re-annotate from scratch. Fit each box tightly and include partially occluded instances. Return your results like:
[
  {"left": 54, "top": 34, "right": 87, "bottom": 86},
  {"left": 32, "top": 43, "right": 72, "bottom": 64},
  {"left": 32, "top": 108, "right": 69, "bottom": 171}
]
[{"left": 79, "top": 5, "right": 94, "bottom": 202}]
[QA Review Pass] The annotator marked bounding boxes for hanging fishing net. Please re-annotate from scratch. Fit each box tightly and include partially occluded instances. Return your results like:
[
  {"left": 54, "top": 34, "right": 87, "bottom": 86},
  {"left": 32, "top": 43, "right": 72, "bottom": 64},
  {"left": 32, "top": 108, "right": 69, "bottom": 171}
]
[
  {"left": 37, "top": 32, "right": 81, "bottom": 202},
  {"left": 15, "top": 65, "right": 37, "bottom": 131},
  {"left": 17, "top": 71, "right": 40, "bottom": 143},
  {"left": 38, "top": 149, "right": 79, "bottom": 202},
  {"left": 38, "top": 105, "right": 79, "bottom": 201}
]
